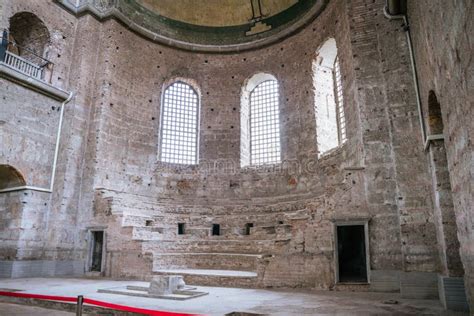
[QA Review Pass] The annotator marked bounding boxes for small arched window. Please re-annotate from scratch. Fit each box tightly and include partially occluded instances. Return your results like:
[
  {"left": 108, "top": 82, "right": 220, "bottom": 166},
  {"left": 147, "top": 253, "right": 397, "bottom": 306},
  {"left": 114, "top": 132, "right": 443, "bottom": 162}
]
[
  {"left": 427, "top": 90, "right": 443, "bottom": 135},
  {"left": 241, "top": 73, "right": 281, "bottom": 166},
  {"left": 159, "top": 81, "right": 200, "bottom": 165},
  {"left": 313, "top": 38, "right": 346, "bottom": 156}
]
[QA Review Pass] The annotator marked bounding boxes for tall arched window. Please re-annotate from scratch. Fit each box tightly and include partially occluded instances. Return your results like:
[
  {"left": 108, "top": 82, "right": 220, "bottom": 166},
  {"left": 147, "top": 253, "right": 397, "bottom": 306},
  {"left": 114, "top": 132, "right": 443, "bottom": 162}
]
[
  {"left": 313, "top": 38, "right": 346, "bottom": 156},
  {"left": 159, "top": 81, "right": 200, "bottom": 165},
  {"left": 241, "top": 73, "right": 281, "bottom": 166}
]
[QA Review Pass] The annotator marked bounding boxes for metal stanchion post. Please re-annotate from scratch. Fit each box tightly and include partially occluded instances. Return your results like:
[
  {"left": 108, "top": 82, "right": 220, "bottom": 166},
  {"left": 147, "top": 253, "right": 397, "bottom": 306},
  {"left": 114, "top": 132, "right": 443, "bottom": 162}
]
[{"left": 76, "top": 295, "right": 83, "bottom": 316}]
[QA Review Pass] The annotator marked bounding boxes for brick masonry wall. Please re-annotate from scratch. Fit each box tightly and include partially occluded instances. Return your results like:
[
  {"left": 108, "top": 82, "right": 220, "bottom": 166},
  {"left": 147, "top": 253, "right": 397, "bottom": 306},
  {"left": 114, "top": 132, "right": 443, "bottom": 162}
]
[
  {"left": 1, "top": 0, "right": 468, "bottom": 294},
  {"left": 407, "top": 0, "right": 473, "bottom": 306}
]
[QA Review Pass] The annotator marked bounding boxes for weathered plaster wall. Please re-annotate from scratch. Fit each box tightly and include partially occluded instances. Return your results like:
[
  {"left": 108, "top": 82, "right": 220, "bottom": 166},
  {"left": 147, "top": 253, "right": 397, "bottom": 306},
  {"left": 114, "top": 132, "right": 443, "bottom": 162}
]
[{"left": 407, "top": 0, "right": 473, "bottom": 306}]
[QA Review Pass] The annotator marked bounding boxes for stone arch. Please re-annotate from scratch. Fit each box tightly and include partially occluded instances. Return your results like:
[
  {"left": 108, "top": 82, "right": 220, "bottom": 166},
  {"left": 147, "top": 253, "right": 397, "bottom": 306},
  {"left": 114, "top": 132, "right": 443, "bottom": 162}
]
[
  {"left": 0, "top": 165, "right": 26, "bottom": 190},
  {"left": 427, "top": 90, "right": 444, "bottom": 135},
  {"left": 8, "top": 12, "right": 50, "bottom": 63}
]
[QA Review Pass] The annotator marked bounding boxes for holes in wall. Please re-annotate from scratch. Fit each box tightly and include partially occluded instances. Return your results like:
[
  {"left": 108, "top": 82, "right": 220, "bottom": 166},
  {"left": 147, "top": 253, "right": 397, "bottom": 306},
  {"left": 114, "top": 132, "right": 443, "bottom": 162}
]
[
  {"left": 212, "top": 224, "right": 221, "bottom": 236},
  {"left": 178, "top": 223, "right": 185, "bottom": 235},
  {"left": 145, "top": 220, "right": 153, "bottom": 227},
  {"left": 244, "top": 223, "right": 254, "bottom": 235}
]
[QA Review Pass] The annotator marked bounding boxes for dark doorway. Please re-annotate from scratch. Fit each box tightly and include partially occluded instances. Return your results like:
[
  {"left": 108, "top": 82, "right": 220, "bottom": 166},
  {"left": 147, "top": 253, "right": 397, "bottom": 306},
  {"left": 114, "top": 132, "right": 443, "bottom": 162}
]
[
  {"left": 337, "top": 225, "right": 367, "bottom": 282},
  {"left": 90, "top": 231, "right": 104, "bottom": 272},
  {"left": 212, "top": 224, "right": 220, "bottom": 236}
]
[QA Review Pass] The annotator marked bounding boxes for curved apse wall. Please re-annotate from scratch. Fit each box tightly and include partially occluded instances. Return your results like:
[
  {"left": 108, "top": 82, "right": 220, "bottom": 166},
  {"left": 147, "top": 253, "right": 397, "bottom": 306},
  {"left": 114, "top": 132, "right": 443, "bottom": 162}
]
[
  {"left": 4, "top": 0, "right": 439, "bottom": 291},
  {"left": 82, "top": 0, "right": 367, "bottom": 287}
]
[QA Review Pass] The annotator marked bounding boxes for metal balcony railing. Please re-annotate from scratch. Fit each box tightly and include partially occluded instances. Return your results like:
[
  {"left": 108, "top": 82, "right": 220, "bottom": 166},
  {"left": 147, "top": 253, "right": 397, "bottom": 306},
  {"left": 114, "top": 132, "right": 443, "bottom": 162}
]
[
  {"left": 0, "top": 30, "right": 54, "bottom": 83},
  {"left": 4, "top": 50, "right": 44, "bottom": 79}
]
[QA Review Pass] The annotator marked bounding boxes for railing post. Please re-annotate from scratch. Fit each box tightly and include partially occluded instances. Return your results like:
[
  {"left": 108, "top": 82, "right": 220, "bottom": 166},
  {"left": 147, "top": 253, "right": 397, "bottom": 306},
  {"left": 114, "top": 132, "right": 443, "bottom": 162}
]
[{"left": 76, "top": 295, "right": 83, "bottom": 316}]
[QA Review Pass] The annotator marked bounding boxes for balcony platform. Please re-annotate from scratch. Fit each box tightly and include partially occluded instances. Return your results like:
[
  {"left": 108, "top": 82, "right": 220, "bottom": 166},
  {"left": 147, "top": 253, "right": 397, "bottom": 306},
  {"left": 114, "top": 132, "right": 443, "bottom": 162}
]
[{"left": 0, "top": 62, "right": 69, "bottom": 101}]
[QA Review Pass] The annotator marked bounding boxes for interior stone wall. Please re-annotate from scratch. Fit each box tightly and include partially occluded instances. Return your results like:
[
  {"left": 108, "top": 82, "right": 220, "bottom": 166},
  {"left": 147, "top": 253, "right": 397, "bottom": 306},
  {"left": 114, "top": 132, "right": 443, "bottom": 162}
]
[
  {"left": 1, "top": 0, "right": 468, "bottom": 300},
  {"left": 0, "top": 0, "right": 95, "bottom": 272},
  {"left": 407, "top": 0, "right": 473, "bottom": 306},
  {"left": 0, "top": 79, "right": 62, "bottom": 188}
]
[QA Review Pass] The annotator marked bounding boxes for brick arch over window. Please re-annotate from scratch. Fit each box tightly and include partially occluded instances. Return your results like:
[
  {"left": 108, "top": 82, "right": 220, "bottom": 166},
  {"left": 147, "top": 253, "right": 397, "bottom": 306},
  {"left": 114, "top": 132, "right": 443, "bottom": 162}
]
[
  {"left": 240, "top": 73, "right": 281, "bottom": 167},
  {"left": 8, "top": 12, "right": 50, "bottom": 63},
  {"left": 313, "top": 38, "right": 346, "bottom": 156},
  {"left": 159, "top": 80, "right": 200, "bottom": 165},
  {"left": 0, "top": 165, "right": 26, "bottom": 190},
  {"left": 428, "top": 90, "right": 444, "bottom": 135}
]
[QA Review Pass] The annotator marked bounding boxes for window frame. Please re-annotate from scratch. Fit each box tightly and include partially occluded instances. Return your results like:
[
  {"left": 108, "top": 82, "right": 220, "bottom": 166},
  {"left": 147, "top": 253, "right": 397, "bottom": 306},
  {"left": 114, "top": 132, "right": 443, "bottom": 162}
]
[
  {"left": 248, "top": 79, "right": 282, "bottom": 166},
  {"left": 158, "top": 80, "right": 200, "bottom": 165},
  {"left": 333, "top": 56, "right": 346, "bottom": 146}
]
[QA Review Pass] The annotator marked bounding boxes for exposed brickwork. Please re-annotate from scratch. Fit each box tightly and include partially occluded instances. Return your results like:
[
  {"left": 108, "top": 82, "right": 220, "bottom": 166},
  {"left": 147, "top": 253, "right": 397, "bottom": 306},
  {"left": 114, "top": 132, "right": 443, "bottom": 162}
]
[
  {"left": 407, "top": 0, "right": 473, "bottom": 307},
  {"left": 0, "top": 0, "right": 471, "bottom": 309}
]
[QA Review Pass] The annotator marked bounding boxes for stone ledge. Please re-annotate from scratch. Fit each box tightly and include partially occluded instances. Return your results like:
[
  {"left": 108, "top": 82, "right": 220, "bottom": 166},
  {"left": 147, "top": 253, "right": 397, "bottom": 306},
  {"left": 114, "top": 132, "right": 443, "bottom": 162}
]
[{"left": 0, "top": 63, "right": 69, "bottom": 101}]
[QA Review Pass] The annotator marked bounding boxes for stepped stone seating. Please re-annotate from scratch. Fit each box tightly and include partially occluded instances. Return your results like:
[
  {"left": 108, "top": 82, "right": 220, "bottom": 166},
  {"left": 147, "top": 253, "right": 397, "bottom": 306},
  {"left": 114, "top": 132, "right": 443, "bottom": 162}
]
[{"left": 97, "top": 189, "right": 312, "bottom": 287}]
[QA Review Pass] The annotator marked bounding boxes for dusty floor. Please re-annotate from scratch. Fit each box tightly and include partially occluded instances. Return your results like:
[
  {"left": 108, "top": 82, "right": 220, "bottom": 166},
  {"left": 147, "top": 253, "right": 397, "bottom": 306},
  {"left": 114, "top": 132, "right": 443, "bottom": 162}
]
[
  {"left": 0, "top": 278, "right": 468, "bottom": 315},
  {"left": 0, "top": 302, "right": 76, "bottom": 315}
]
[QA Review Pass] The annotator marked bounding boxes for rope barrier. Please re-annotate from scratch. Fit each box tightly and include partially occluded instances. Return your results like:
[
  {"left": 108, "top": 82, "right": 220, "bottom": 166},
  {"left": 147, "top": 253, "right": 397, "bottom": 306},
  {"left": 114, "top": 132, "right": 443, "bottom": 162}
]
[{"left": 0, "top": 291, "right": 202, "bottom": 316}]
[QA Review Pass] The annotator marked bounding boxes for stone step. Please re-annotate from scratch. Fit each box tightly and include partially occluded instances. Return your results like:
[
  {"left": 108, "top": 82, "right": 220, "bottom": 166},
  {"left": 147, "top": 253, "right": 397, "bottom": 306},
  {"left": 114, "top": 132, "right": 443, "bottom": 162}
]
[
  {"left": 152, "top": 252, "right": 262, "bottom": 271},
  {"left": 153, "top": 268, "right": 259, "bottom": 288},
  {"left": 142, "top": 239, "right": 290, "bottom": 254}
]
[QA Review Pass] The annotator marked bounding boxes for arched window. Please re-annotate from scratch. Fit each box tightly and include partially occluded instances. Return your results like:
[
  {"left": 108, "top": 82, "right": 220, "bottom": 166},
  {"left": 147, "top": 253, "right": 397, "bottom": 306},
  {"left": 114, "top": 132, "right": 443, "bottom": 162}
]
[
  {"left": 241, "top": 73, "right": 281, "bottom": 166},
  {"left": 8, "top": 12, "right": 50, "bottom": 63},
  {"left": 313, "top": 38, "right": 346, "bottom": 156},
  {"left": 159, "top": 81, "right": 200, "bottom": 165}
]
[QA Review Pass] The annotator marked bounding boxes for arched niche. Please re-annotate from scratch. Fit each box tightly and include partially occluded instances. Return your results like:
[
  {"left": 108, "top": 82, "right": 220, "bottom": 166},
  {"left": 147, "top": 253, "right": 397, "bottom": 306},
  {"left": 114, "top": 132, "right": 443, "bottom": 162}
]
[
  {"left": 8, "top": 12, "right": 50, "bottom": 64},
  {"left": 428, "top": 90, "right": 444, "bottom": 135},
  {"left": 0, "top": 165, "right": 26, "bottom": 190}
]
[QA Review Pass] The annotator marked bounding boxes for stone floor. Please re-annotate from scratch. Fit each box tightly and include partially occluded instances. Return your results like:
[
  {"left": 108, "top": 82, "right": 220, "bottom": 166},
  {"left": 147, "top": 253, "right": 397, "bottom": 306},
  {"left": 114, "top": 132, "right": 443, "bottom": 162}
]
[
  {"left": 0, "top": 278, "right": 469, "bottom": 315},
  {"left": 0, "top": 302, "right": 76, "bottom": 315}
]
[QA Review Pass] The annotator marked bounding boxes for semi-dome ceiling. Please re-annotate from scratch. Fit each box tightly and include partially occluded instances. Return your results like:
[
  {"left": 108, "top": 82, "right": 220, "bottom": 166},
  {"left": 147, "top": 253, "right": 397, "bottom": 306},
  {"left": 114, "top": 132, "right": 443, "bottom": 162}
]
[
  {"left": 57, "top": 0, "right": 328, "bottom": 52},
  {"left": 137, "top": 0, "right": 299, "bottom": 27}
]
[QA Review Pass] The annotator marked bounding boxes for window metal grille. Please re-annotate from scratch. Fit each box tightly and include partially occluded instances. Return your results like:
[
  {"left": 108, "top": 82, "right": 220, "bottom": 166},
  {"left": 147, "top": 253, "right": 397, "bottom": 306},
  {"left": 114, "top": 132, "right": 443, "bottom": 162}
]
[
  {"left": 159, "top": 82, "right": 199, "bottom": 165},
  {"left": 249, "top": 80, "right": 281, "bottom": 165},
  {"left": 334, "top": 56, "right": 346, "bottom": 144}
]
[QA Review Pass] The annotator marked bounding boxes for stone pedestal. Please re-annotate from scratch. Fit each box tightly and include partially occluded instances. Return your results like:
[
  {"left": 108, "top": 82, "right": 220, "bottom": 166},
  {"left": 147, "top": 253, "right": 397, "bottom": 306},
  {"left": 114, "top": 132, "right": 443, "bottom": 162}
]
[{"left": 148, "top": 275, "right": 185, "bottom": 295}]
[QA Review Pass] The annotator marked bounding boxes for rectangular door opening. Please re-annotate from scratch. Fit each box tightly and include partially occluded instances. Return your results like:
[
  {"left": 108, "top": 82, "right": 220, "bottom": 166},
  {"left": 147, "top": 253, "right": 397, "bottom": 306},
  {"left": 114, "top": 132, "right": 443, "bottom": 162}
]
[
  {"left": 337, "top": 225, "right": 367, "bottom": 283},
  {"left": 90, "top": 231, "right": 104, "bottom": 272}
]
